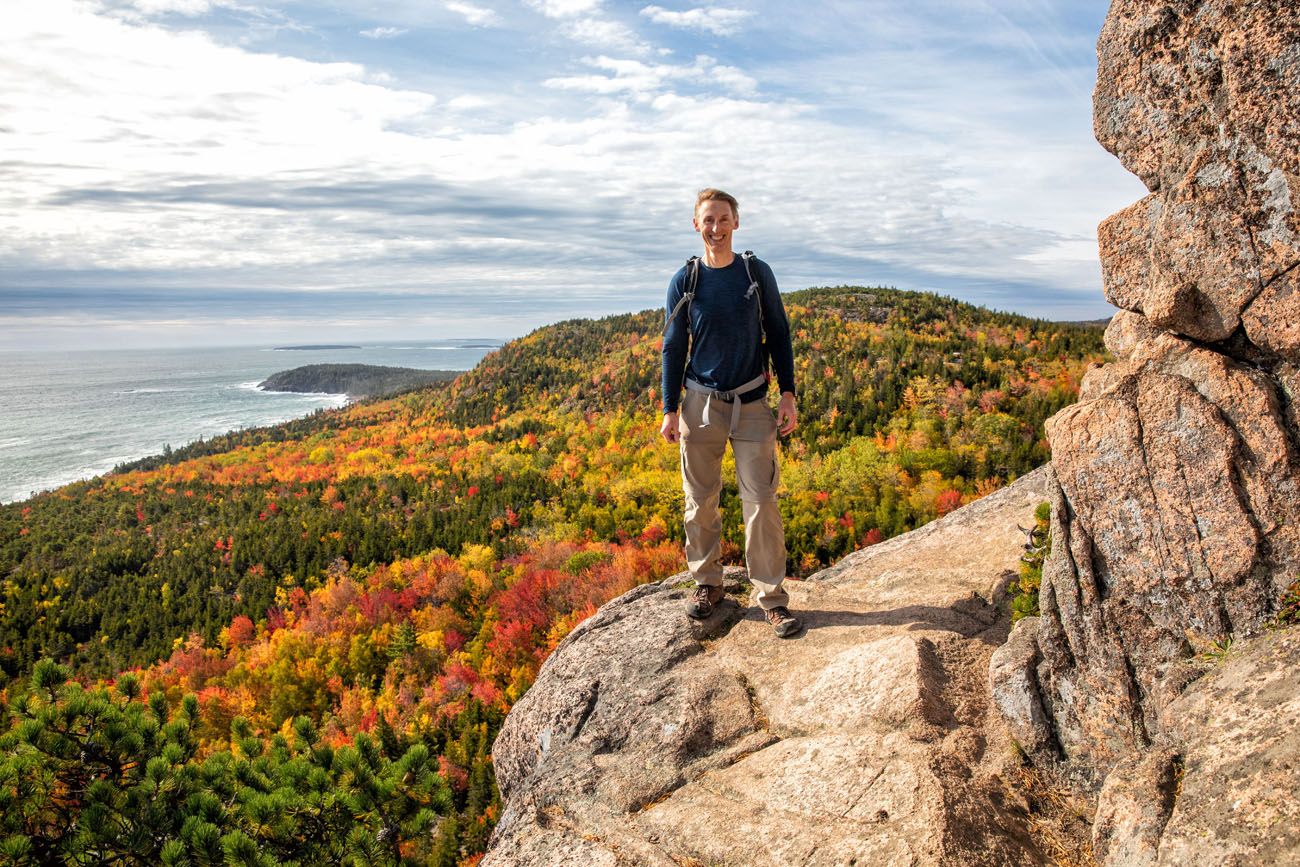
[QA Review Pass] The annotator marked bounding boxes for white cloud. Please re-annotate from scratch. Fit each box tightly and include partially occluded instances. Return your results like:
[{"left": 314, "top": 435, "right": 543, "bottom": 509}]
[
  {"left": 360, "top": 25, "right": 408, "bottom": 38},
  {"left": 545, "top": 54, "right": 755, "bottom": 99},
  {"left": 560, "top": 17, "right": 651, "bottom": 55},
  {"left": 122, "top": 0, "right": 212, "bottom": 15},
  {"left": 524, "top": 0, "right": 602, "bottom": 18},
  {"left": 640, "top": 5, "right": 752, "bottom": 36},
  {"left": 444, "top": 1, "right": 501, "bottom": 27},
  {"left": 447, "top": 94, "right": 494, "bottom": 110},
  {"left": 521, "top": 0, "right": 647, "bottom": 53}
]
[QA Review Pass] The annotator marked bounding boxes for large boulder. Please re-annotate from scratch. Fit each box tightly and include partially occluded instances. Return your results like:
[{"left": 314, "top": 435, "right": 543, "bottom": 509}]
[
  {"left": 1094, "top": 0, "right": 1300, "bottom": 346},
  {"left": 991, "top": 0, "right": 1300, "bottom": 862},
  {"left": 1080, "top": 627, "right": 1300, "bottom": 867},
  {"left": 487, "top": 469, "right": 1060, "bottom": 866}
]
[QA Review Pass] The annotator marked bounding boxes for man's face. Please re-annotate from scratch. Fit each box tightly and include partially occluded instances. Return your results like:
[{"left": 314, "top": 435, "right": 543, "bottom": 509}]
[{"left": 693, "top": 200, "right": 738, "bottom": 252}]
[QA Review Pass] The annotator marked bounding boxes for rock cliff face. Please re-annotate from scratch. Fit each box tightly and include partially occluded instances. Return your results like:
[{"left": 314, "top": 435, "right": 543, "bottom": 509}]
[
  {"left": 991, "top": 1, "right": 1300, "bottom": 863},
  {"left": 486, "top": 469, "right": 1062, "bottom": 866}
]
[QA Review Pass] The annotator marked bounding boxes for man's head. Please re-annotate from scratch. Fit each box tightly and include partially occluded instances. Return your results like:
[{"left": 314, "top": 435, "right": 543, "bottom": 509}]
[
  {"left": 694, "top": 188, "right": 738, "bottom": 222},
  {"left": 693, "top": 188, "right": 739, "bottom": 257}
]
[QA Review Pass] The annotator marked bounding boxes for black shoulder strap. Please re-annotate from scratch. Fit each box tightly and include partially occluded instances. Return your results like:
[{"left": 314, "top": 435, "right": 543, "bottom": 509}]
[
  {"left": 741, "top": 251, "right": 771, "bottom": 378},
  {"left": 663, "top": 256, "right": 700, "bottom": 336}
]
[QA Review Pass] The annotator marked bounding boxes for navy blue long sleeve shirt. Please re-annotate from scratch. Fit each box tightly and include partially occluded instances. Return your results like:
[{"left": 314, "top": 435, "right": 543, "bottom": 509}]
[{"left": 661, "top": 254, "right": 796, "bottom": 414}]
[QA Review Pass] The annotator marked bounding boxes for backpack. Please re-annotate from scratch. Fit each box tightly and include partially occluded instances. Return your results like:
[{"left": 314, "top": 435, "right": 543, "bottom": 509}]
[{"left": 663, "top": 251, "right": 770, "bottom": 378}]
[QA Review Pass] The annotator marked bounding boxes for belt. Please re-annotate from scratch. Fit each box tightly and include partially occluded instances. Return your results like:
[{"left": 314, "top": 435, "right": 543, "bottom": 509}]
[{"left": 685, "top": 374, "right": 768, "bottom": 435}]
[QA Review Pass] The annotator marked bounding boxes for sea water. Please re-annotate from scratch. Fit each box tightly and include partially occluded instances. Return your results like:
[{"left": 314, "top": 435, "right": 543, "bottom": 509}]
[{"left": 0, "top": 340, "right": 501, "bottom": 504}]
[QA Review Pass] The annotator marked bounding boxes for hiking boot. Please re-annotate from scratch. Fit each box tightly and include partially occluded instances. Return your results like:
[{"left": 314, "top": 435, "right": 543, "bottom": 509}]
[
  {"left": 685, "top": 583, "right": 724, "bottom": 619},
  {"left": 765, "top": 606, "right": 802, "bottom": 637}
]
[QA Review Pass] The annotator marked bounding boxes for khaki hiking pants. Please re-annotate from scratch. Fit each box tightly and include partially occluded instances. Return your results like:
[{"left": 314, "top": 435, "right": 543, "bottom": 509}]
[{"left": 678, "top": 388, "right": 789, "bottom": 610}]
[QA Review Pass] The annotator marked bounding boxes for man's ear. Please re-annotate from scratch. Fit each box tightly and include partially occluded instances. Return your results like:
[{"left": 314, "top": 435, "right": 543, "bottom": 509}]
[{"left": 692, "top": 215, "right": 701, "bottom": 233}]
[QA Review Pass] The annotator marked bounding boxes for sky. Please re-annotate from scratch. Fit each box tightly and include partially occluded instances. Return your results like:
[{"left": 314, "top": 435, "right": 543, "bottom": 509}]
[{"left": 1, "top": 0, "right": 1146, "bottom": 350}]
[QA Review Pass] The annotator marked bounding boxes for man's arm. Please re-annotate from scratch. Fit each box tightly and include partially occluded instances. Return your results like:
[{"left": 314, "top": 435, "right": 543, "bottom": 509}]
[
  {"left": 756, "top": 260, "right": 797, "bottom": 435},
  {"left": 661, "top": 270, "right": 689, "bottom": 443}
]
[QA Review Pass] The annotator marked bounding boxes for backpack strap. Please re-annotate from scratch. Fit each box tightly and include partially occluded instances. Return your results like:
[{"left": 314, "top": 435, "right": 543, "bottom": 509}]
[
  {"left": 663, "top": 255, "right": 700, "bottom": 336},
  {"left": 741, "top": 251, "right": 772, "bottom": 382}
]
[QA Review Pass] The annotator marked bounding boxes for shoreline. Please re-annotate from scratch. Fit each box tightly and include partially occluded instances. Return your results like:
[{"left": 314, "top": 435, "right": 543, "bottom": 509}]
[
  {"left": 0, "top": 342, "right": 498, "bottom": 507},
  {"left": 0, "top": 389, "right": 352, "bottom": 505}
]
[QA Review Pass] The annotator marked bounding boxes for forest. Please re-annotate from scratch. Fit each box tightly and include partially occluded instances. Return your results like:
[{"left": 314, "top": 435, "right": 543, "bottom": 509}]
[{"left": 0, "top": 286, "right": 1106, "bottom": 864}]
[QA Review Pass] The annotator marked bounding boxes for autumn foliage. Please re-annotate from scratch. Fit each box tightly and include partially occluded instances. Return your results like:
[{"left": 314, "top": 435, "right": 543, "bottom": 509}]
[{"left": 0, "top": 286, "right": 1106, "bottom": 864}]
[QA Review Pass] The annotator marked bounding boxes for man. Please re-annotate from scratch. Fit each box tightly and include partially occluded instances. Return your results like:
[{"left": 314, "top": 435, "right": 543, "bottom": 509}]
[{"left": 660, "top": 188, "right": 801, "bottom": 637}]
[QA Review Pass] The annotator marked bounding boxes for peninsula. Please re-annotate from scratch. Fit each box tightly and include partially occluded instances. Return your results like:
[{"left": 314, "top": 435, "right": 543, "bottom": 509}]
[{"left": 258, "top": 363, "right": 460, "bottom": 399}]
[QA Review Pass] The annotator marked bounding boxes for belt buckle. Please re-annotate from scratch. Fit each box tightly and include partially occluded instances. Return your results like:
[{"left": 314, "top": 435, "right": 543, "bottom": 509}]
[{"left": 717, "top": 390, "right": 736, "bottom": 402}]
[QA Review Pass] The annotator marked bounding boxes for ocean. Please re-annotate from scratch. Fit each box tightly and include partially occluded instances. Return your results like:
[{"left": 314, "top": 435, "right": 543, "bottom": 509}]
[{"left": 0, "top": 340, "right": 501, "bottom": 504}]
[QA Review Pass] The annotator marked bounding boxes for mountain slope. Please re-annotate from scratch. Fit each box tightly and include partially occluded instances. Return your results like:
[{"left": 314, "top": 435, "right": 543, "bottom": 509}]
[{"left": 0, "top": 286, "right": 1104, "bottom": 681}]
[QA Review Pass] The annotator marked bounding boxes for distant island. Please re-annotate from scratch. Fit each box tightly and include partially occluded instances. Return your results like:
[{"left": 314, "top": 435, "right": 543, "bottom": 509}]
[
  {"left": 258, "top": 363, "right": 460, "bottom": 399},
  {"left": 272, "top": 344, "right": 362, "bottom": 351}
]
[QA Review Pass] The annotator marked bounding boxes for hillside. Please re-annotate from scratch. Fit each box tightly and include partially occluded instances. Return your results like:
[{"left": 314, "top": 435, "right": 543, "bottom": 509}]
[
  {"left": 0, "top": 286, "right": 1102, "bottom": 679},
  {"left": 0, "top": 285, "right": 1105, "bottom": 864}
]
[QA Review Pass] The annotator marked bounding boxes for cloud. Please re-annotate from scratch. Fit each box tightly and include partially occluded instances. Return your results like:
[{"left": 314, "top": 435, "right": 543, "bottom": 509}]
[
  {"left": 122, "top": 0, "right": 213, "bottom": 16},
  {"left": 46, "top": 178, "right": 570, "bottom": 221},
  {"left": 560, "top": 18, "right": 652, "bottom": 54},
  {"left": 524, "top": 0, "right": 603, "bottom": 18},
  {"left": 1, "top": 0, "right": 1146, "bottom": 353},
  {"left": 521, "top": 0, "right": 651, "bottom": 53},
  {"left": 639, "top": 5, "right": 752, "bottom": 36},
  {"left": 544, "top": 54, "right": 755, "bottom": 99},
  {"left": 444, "top": 1, "right": 501, "bottom": 27},
  {"left": 447, "top": 94, "right": 494, "bottom": 111},
  {"left": 360, "top": 25, "right": 408, "bottom": 38}
]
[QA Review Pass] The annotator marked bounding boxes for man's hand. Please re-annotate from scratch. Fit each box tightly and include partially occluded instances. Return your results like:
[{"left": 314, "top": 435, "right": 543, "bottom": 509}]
[
  {"left": 661, "top": 411, "right": 680, "bottom": 443},
  {"left": 776, "top": 392, "right": 797, "bottom": 436}
]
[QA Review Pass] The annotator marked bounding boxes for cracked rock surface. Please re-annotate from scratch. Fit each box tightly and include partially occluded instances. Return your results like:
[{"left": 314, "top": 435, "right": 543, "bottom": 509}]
[
  {"left": 485, "top": 468, "right": 1054, "bottom": 866},
  {"left": 990, "top": 1, "right": 1300, "bottom": 864}
]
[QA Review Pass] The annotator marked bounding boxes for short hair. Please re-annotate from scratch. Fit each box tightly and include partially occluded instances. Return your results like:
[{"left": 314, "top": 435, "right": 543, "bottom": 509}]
[{"left": 695, "top": 188, "right": 739, "bottom": 220}]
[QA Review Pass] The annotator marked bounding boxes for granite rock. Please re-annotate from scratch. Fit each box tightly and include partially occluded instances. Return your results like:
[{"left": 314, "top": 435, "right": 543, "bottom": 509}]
[
  {"left": 1154, "top": 628, "right": 1300, "bottom": 865},
  {"left": 1094, "top": 0, "right": 1300, "bottom": 345},
  {"left": 988, "top": 1, "right": 1300, "bottom": 862},
  {"left": 487, "top": 469, "right": 1058, "bottom": 866}
]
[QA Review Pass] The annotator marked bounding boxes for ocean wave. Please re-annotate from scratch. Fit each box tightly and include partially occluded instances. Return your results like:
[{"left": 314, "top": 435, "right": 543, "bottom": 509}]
[{"left": 114, "top": 387, "right": 187, "bottom": 394}]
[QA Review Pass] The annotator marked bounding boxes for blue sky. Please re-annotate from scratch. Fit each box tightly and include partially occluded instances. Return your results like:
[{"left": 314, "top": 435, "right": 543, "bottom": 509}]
[{"left": 2, "top": 0, "right": 1145, "bottom": 350}]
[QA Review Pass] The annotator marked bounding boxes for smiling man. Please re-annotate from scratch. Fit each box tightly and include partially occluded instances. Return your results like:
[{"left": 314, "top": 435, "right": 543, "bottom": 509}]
[{"left": 660, "top": 188, "right": 801, "bottom": 637}]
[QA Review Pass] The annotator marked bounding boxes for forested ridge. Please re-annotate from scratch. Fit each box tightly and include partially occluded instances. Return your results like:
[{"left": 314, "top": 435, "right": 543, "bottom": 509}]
[{"left": 0, "top": 286, "right": 1105, "bottom": 865}]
